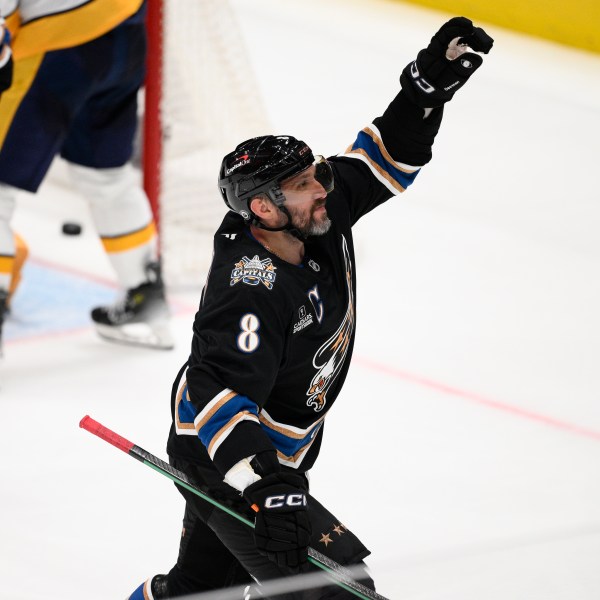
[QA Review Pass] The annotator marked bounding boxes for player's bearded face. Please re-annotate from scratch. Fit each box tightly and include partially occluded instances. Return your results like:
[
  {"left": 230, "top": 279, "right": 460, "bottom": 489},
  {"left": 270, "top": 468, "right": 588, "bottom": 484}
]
[{"left": 280, "top": 166, "right": 332, "bottom": 237}]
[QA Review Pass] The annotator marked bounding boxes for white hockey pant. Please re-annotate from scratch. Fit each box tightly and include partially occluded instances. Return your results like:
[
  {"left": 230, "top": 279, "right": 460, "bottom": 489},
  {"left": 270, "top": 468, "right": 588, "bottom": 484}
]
[
  {"left": 0, "top": 183, "right": 17, "bottom": 292},
  {"left": 68, "top": 162, "right": 158, "bottom": 290}
]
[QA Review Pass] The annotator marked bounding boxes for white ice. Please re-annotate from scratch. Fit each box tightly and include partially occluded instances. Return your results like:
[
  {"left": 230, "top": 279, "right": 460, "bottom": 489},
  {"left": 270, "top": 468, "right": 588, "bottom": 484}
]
[{"left": 1, "top": 0, "right": 600, "bottom": 598}]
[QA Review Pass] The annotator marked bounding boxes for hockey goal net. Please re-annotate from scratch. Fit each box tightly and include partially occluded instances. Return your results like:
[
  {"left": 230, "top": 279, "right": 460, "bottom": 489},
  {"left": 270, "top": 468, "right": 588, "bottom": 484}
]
[{"left": 143, "top": 0, "right": 270, "bottom": 288}]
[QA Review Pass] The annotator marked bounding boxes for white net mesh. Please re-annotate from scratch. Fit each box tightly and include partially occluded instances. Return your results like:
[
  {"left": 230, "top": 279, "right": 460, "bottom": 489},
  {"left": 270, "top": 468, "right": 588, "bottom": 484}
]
[{"left": 156, "top": 0, "right": 271, "bottom": 288}]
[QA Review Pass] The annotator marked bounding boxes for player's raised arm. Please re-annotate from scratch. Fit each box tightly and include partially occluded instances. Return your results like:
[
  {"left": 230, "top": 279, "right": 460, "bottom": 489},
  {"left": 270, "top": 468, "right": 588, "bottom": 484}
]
[
  {"left": 340, "top": 17, "right": 493, "bottom": 222},
  {"left": 387, "top": 16, "right": 492, "bottom": 162}
]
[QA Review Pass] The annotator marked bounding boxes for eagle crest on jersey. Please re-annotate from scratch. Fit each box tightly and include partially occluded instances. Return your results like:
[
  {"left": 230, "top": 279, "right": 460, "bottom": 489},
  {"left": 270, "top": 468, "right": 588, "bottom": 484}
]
[
  {"left": 306, "top": 236, "right": 355, "bottom": 412},
  {"left": 230, "top": 255, "right": 277, "bottom": 290}
]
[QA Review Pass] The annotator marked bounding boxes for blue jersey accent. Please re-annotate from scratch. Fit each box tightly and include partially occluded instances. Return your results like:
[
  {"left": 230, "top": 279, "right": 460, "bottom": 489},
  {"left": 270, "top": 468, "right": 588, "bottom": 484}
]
[
  {"left": 262, "top": 420, "right": 324, "bottom": 460},
  {"left": 197, "top": 394, "right": 259, "bottom": 448},
  {"left": 350, "top": 129, "right": 420, "bottom": 190},
  {"left": 177, "top": 385, "right": 198, "bottom": 424}
]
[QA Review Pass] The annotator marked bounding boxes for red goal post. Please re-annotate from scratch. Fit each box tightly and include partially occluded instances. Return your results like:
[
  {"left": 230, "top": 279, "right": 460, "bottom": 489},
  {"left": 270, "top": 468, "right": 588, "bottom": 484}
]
[
  {"left": 142, "top": 0, "right": 270, "bottom": 288},
  {"left": 143, "top": 0, "right": 163, "bottom": 237}
]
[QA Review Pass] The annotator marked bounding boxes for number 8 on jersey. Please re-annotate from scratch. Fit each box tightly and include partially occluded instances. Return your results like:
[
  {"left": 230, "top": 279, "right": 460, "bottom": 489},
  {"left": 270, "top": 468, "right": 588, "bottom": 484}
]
[{"left": 237, "top": 313, "right": 261, "bottom": 353}]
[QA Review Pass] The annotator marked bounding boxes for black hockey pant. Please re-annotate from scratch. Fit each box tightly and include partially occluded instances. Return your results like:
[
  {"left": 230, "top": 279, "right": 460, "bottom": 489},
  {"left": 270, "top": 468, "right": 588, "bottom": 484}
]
[{"left": 163, "top": 457, "right": 375, "bottom": 599}]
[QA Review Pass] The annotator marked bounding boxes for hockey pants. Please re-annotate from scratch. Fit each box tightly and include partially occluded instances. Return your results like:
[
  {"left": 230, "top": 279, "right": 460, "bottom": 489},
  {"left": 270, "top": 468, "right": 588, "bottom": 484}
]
[{"left": 164, "top": 457, "right": 375, "bottom": 599}]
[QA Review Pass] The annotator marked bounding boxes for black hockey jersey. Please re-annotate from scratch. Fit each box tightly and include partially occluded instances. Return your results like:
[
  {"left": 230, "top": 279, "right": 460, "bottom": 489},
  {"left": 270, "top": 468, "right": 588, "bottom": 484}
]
[{"left": 167, "top": 92, "right": 443, "bottom": 478}]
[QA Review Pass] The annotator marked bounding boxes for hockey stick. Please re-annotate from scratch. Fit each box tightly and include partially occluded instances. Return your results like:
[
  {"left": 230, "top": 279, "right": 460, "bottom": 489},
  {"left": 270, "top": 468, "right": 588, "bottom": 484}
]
[{"left": 80, "top": 415, "right": 389, "bottom": 600}]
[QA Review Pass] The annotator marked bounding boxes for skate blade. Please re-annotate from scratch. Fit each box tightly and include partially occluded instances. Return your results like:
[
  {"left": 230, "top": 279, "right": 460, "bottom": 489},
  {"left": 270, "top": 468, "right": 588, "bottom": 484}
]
[{"left": 94, "top": 321, "right": 174, "bottom": 350}]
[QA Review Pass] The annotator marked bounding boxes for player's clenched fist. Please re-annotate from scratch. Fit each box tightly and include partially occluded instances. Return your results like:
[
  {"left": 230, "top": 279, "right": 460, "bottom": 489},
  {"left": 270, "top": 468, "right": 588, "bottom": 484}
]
[{"left": 400, "top": 16, "right": 494, "bottom": 108}]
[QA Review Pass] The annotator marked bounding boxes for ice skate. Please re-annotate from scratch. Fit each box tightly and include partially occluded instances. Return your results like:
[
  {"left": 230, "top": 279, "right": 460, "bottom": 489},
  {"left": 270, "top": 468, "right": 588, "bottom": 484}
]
[
  {"left": 91, "top": 262, "right": 174, "bottom": 350},
  {"left": 127, "top": 574, "right": 169, "bottom": 600}
]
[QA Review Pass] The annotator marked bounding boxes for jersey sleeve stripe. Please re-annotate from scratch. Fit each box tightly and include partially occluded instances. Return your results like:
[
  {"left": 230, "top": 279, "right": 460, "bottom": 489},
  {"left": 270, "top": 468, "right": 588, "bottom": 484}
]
[
  {"left": 258, "top": 409, "right": 324, "bottom": 467},
  {"left": 194, "top": 389, "right": 238, "bottom": 430},
  {"left": 174, "top": 383, "right": 263, "bottom": 459},
  {"left": 259, "top": 409, "right": 325, "bottom": 439},
  {"left": 196, "top": 392, "right": 260, "bottom": 453},
  {"left": 262, "top": 421, "right": 323, "bottom": 463},
  {"left": 174, "top": 381, "right": 196, "bottom": 435},
  {"left": 276, "top": 444, "right": 316, "bottom": 468},
  {"left": 364, "top": 125, "right": 421, "bottom": 173},
  {"left": 206, "top": 411, "right": 260, "bottom": 460},
  {"left": 342, "top": 125, "right": 421, "bottom": 195}
]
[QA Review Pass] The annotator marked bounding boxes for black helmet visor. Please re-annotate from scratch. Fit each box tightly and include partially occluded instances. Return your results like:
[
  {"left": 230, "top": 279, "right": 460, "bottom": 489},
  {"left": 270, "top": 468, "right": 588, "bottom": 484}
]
[{"left": 280, "top": 155, "right": 334, "bottom": 195}]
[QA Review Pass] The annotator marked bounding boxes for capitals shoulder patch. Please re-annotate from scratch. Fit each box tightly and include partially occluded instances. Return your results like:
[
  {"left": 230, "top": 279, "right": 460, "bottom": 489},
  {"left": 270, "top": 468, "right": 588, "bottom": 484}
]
[{"left": 230, "top": 255, "right": 277, "bottom": 290}]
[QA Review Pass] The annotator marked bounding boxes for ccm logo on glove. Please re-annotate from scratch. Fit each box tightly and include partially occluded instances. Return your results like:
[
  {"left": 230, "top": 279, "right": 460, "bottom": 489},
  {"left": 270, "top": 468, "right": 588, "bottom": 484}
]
[
  {"left": 244, "top": 472, "right": 312, "bottom": 572},
  {"left": 263, "top": 493, "right": 307, "bottom": 509}
]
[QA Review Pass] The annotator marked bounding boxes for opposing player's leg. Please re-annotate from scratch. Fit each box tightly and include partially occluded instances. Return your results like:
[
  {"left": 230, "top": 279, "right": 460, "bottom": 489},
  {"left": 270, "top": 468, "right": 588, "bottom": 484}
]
[
  {"left": 0, "top": 183, "right": 16, "bottom": 354},
  {"left": 0, "top": 232, "right": 30, "bottom": 355},
  {"left": 0, "top": 288, "right": 7, "bottom": 356},
  {"left": 67, "top": 163, "right": 173, "bottom": 349},
  {"left": 62, "top": 15, "right": 173, "bottom": 349},
  {"left": 9, "top": 232, "right": 28, "bottom": 303},
  {"left": 0, "top": 16, "right": 167, "bottom": 350},
  {"left": 0, "top": 44, "right": 66, "bottom": 356}
]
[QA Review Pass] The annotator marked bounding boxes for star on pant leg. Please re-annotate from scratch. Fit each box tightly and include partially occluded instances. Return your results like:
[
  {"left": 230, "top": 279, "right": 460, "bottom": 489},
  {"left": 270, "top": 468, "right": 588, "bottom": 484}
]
[{"left": 319, "top": 532, "right": 333, "bottom": 546}]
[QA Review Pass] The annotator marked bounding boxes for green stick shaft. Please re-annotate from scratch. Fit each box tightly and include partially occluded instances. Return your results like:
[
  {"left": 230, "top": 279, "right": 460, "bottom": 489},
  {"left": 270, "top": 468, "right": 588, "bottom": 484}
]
[{"left": 80, "top": 415, "right": 388, "bottom": 600}]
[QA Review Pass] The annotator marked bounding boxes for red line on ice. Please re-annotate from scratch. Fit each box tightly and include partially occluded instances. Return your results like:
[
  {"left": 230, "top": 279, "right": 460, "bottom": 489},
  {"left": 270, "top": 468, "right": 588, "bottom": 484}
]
[{"left": 354, "top": 355, "right": 600, "bottom": 442}]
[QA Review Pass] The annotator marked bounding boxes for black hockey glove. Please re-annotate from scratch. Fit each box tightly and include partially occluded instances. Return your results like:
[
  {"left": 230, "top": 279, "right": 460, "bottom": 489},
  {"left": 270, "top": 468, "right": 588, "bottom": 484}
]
[
  {"left": 400, "top": 16, "right": 493, "bottom": 108},
  {"left": 243, "top": 472, "right": 312, "bottom": 573}
]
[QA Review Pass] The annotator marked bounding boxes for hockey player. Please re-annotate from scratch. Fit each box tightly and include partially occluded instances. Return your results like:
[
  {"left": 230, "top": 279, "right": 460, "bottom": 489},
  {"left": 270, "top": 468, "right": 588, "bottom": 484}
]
[
  {"left": 129, "top": 17, "right": 493, "bottom": 600},
  {"left": 0, "top": 0, "right": 173, "bottom": 354}
]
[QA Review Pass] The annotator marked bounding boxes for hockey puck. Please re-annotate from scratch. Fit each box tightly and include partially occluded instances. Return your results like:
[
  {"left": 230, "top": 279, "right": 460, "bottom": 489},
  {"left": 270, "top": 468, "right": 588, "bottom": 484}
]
[{"left": 62, "top": 222, "right": 82, "bottom": 236}]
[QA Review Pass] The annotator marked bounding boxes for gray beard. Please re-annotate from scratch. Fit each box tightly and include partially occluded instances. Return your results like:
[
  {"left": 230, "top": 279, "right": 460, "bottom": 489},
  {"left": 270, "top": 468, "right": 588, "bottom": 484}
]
[
  {"left": 290, "top": 208, "right": 332, "bottom": 237},
  {"left": 303, "top": 216, "right": 332, "bottom": 237}
]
